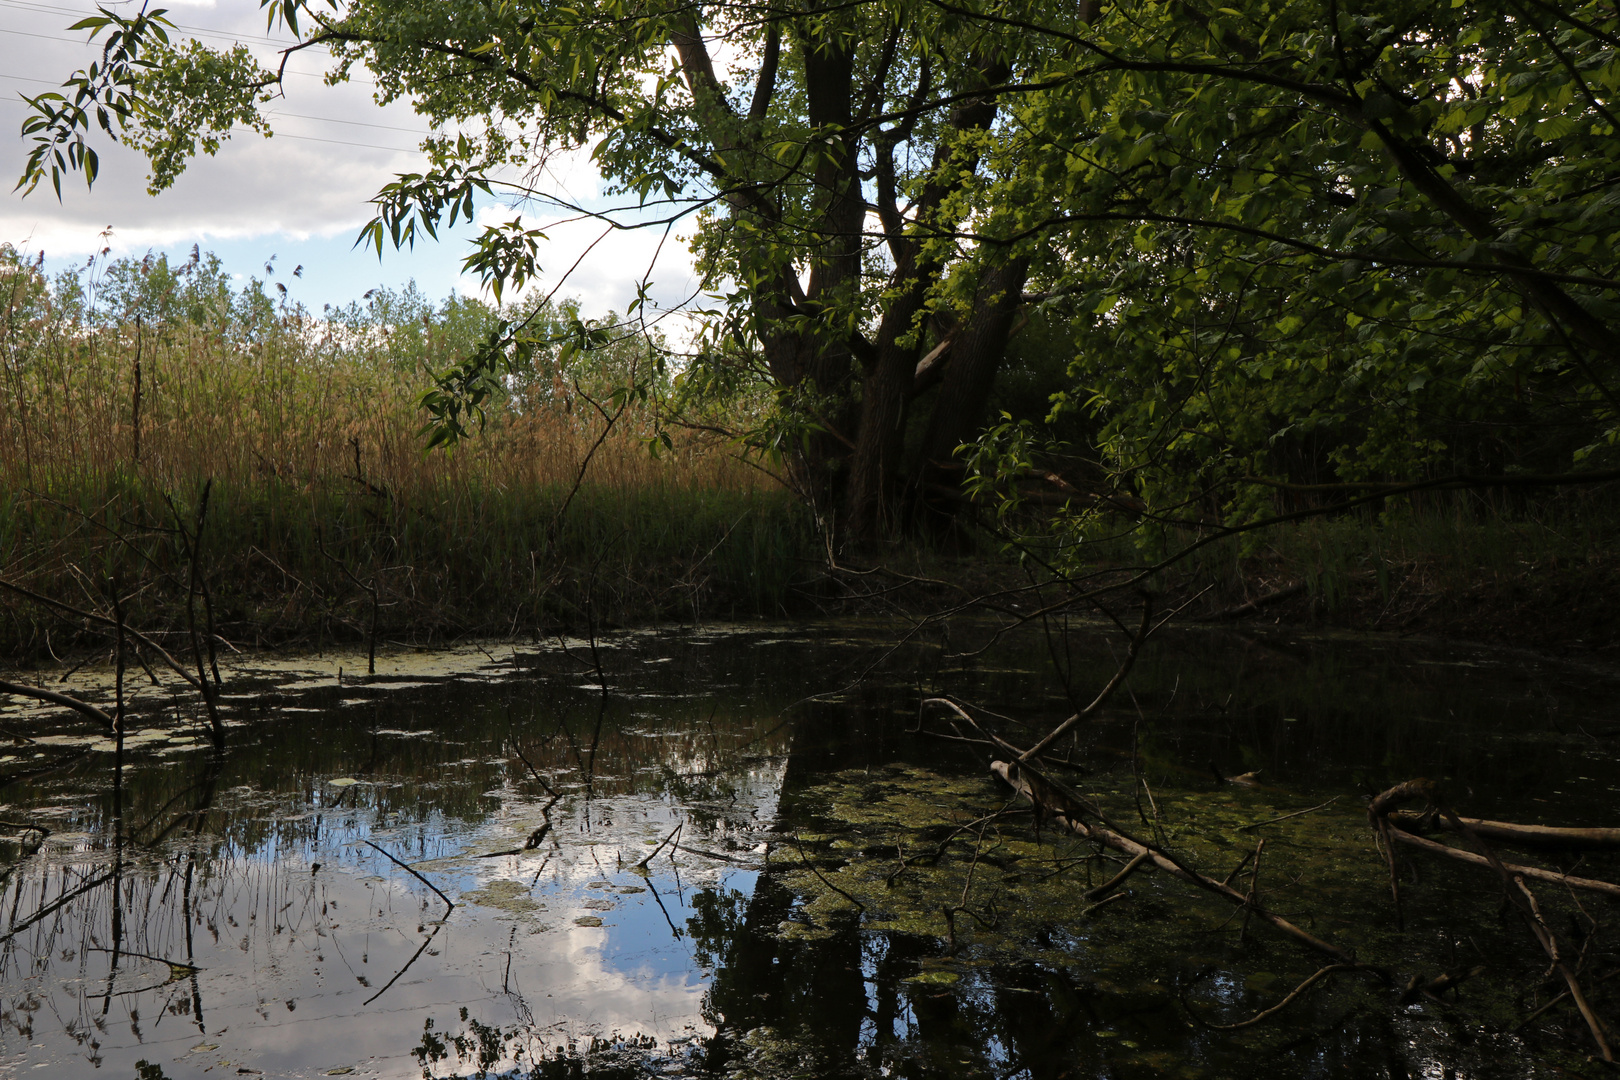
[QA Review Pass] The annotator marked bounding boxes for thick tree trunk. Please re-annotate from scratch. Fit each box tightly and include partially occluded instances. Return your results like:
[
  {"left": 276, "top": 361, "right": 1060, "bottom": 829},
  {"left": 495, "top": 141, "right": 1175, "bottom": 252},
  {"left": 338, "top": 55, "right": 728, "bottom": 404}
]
[
  {"left": 912, "top": 257, "right": 1030, "bottom": 535},
  {"left": 751, "top": 26, "right": 866, "bottom": 529},
  {"left": 844, "top": 249, "right": 936, "bottom": 541}
]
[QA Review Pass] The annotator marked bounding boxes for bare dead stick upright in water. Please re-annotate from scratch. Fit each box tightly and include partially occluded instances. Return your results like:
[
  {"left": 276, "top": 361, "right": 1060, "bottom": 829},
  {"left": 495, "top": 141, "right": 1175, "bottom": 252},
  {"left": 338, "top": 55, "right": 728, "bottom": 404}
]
[
  {"left": 171, "top": 481, "right": 225, "bottom": 748},
  {"left": 315, "top": 526, "right": 380, "bottom": 676}
]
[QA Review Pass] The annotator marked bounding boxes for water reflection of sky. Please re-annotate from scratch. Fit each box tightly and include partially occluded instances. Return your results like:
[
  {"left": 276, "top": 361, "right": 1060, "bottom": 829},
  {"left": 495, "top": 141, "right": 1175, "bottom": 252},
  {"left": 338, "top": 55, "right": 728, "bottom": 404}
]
[
  {"left": 0, "top": 635, "right": 797, "bottom": 1079},
  {"left": 3, "top": 796, "right": 782, "bottom": 1078}
]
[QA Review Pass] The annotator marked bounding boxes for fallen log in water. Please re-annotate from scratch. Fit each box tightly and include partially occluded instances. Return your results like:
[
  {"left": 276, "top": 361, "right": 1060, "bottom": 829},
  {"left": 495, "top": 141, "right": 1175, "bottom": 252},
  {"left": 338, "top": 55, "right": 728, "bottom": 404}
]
[
  {"left": 1369, "top": 780, "right": 1619, "bottom": 1062},
  {"left": 1387, "top": 811, "right": 1620, "bottom": 850}
]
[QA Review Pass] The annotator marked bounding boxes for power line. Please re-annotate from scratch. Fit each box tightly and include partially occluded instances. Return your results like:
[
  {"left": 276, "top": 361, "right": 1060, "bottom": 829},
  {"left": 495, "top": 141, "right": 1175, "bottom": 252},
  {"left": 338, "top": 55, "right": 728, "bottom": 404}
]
[
  {"left": 0, "top": 3, "right": 378, "bottom": 86},
  {"left": 263, "top": 110, "right": 435, "bottom": 137},
  {"left": 2, "top": 78, "right": 441, "bottom": 140},
  {"left": 0, "top": 0, "right": 324, "bottom": 52},
  {"left": 268, "top": 131, "right": 422, "bottom": 155},
  {"left": 0, "top": 94, "right": 437, "bottom": 140},
  {"left": 0, "top": 97, "right": 423, "bottom": 153},
  {"left": 0, "top": 26, "right": 90, "bottom": 45}
]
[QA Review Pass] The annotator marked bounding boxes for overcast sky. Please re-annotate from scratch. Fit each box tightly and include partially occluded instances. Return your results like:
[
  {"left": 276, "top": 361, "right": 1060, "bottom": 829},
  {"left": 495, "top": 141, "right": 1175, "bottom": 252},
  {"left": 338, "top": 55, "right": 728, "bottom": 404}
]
[{"left": 1, "top": 0, "right": 702, "bottom": 325}]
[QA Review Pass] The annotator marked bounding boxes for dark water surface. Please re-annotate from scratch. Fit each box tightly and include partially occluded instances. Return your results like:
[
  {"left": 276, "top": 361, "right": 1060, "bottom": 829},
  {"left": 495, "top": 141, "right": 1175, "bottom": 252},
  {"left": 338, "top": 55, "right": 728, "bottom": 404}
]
[{"left": 0, "top": 622, "right": 1616, "bottom": 1079}]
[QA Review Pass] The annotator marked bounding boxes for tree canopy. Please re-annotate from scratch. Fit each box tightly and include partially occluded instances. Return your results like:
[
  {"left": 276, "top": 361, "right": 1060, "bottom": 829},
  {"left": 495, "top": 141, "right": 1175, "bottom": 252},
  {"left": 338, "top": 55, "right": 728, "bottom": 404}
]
[{"left": 21, "top": 0, "right": 1620, "bottom": 553}]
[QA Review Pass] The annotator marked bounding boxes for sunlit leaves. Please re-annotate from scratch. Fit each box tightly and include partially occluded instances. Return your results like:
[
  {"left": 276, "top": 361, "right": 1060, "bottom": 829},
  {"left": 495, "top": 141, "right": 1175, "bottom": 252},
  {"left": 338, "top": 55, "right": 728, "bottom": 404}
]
[{"left": 124, "top": 40, "right": 275, "bottom": 194}]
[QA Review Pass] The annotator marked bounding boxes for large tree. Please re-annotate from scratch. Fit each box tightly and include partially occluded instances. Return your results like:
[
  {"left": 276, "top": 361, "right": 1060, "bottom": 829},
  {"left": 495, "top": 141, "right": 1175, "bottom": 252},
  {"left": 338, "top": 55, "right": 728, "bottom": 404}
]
[
  {"left": 951, "top": 0, "right": 1620, "bottom": 550},
  {"left": 21, "top": 0, "right": 1086, "bottom": 544}
]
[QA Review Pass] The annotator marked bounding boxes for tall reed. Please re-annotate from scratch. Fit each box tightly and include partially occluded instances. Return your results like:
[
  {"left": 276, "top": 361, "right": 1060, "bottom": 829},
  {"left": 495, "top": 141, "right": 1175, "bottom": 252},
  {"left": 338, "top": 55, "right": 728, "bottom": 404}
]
[{"left": 0, "top": 269, "right": 813, "bottom": 655}]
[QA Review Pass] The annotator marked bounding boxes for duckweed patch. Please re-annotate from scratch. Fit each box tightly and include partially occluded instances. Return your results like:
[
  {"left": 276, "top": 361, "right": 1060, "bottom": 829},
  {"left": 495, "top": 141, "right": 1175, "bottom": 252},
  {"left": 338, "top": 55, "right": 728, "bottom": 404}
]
[
  {"left": 766, "top": 762, "right": 1614, "bottom": 1078},
  {"left": 462, "top": 879, "right": 542, "bottom": 917}
]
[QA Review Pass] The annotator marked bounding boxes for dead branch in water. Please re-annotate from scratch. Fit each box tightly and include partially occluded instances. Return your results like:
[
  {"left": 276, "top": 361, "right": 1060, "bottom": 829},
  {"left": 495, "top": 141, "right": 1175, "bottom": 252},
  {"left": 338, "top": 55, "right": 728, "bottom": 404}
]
[
  {"left": 1084, "top": 850, "right": 1151, "bottom": 901},
  {"left": 638, "top": 822, "right": 684, "bottom": 868},
  {"left": 1369, "top": 783, "right": 1620, "bottom": 900},
  {"left": 168, "top": 481, "right": 225, "bottom": 747},
  {"left": 923, "top": 694, "right": 1365, "bottom": 966},
  {"left": 1019, "top": 598, "right": 1153, "bottom": 761},
  {"left": 1182, "top": 964, "right": 1371, "bottom": 1030},
  {"left": 988, "top": 756, "right": 1360, "bottom": 964},
  {"left": 0, "top": 576, "right": 204, "bottom": 697},
  {"left": 1387, "top": 810, "right": 1620, "bottom": 850},
  {"left": 0, "top": 679, "right": 114, "bottom": 729},
  {"left": 361, "top": 839, "right": 455, "bottom": 915},
  {"left": 1369, "top": 781, "right": 1617, "bottom": 1061},
  {"left": 1240, "top": 797, "right": 1340, "bottom": 831}
]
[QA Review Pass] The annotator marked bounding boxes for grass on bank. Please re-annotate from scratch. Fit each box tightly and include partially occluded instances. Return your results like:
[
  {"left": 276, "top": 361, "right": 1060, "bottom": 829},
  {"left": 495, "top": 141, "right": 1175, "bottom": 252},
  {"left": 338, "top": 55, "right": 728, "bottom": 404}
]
[{"left": 1172, "top": 494, "right": 1620, "bottom": 646}]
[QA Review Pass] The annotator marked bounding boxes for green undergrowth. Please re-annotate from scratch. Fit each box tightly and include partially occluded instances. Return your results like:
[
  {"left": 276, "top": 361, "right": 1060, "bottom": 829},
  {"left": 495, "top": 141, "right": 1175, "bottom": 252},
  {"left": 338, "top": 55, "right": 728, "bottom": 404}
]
[
  {"left": 1043, "top": 494, "right": 1620, "bottom": 651},
  {"left": 0, "top": 473, "right": 817, "bottom": 655}
]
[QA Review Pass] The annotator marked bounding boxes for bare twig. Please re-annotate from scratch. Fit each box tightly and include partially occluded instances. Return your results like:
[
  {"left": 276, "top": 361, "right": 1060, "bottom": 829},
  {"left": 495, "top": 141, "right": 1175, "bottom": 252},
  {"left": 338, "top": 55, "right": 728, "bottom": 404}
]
[
  {"left": 1020, "top": 597, "right": 1154, "bottom": 761},
  {"left": 1182, "top": 964, "right": 1366, "bottom": 1030},
  {"left": 0, "top": 577, "right": 203, "bottom": 695},
  {"left": 1085, "top": 850, "right": 1151, "bottom": 900},
  {"left": 361, "top": 840, "right": 455, "bottom": 914},
  {"left": 1240, "top": 839, "right": 1265, "bottom": 942},
  {"left": 638, "top": 823, "right": 684, "bottom": 868},
  {"left": 1240, "top": 797, "right": 1340, "bottom": 830}
]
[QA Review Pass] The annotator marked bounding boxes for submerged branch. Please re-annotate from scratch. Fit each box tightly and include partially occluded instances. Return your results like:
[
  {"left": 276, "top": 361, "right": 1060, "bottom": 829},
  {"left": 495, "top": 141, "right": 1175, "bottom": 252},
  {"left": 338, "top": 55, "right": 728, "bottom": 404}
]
[
  {"left": 0, "top": 679, "right": 114, "bottom": 729},
  {"left": 1182, "top": 964, "right": 1369, "bottom": 1030}
]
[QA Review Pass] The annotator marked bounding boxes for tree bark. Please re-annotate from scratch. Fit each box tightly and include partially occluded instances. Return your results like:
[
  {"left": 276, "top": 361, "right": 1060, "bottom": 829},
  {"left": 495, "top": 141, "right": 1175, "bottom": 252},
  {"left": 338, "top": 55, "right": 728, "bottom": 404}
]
[{"left": 912, "top": 256, "right": 1030, "bottom": 536}]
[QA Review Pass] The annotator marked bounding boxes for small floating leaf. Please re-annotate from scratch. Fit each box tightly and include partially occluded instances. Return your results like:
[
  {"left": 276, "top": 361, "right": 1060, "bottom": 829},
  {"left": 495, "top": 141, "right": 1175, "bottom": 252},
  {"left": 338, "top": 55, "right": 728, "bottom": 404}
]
[{"left": 328, "top": 778, "right": 360, "bottom": 787}]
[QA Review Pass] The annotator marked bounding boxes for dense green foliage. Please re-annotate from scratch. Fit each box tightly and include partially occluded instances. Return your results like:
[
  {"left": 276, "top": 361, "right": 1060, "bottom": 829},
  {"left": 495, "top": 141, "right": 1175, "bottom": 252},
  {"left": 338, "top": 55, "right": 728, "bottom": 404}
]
[{"left": 968, "top": 0, "right": 1620, "bottom": 555}]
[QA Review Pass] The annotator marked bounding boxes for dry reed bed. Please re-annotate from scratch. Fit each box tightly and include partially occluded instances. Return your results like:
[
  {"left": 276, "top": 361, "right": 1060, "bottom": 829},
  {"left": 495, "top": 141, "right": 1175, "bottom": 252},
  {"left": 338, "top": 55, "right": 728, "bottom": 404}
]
[{"left": 0, "top": 323, "right": 813, "bottom": 657}]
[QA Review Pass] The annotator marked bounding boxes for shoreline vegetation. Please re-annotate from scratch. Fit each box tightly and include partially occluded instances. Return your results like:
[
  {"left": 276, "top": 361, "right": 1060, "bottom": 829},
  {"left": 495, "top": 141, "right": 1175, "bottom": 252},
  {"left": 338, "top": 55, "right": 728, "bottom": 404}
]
[
  {"left": 0, "top": 246, "right": 817, "bottom": 661},
  {"left": 2, "top": 244, "right": 1615, "bottom": 666}
]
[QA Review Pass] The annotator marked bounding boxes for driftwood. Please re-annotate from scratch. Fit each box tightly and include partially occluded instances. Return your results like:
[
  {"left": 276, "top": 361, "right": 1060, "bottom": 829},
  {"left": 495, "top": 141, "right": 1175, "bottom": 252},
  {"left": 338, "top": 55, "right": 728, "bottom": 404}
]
[
  {"left": 1370, "top": 781, "right": 1618, "bottom": 1062},
  {"left": 1383, "top": 828, "right": 1620, "bottom": 899},
  {"left": 1369, "top": 782, "right": 1620, "bottom": 900},
  {"left": 1388, "top": 810, "right": 1620, "bottom": 850}
]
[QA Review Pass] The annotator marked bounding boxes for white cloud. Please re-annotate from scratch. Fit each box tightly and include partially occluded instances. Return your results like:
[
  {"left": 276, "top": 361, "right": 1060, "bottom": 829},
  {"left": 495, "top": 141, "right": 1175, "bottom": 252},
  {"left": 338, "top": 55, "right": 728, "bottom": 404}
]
[{"left": 1, "top": 0, "right": 706, "bottom": 325}]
